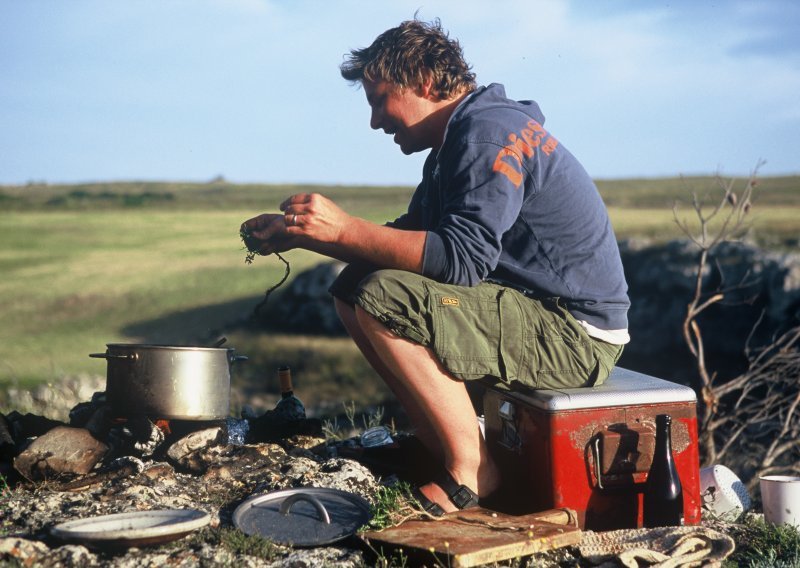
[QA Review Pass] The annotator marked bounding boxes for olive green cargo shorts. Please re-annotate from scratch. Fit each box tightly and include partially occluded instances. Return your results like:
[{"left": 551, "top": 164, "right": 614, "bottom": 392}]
[{"left": 330, "top": 267, "right": 623, "bottom": 391}]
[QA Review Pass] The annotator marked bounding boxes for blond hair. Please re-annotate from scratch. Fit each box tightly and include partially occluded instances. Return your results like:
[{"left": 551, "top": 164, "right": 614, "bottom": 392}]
[{"left": 340, "top": 18, "right": 476, "bottom": 99}]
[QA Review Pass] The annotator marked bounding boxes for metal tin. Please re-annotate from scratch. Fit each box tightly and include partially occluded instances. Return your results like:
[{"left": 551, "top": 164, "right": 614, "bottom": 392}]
[
  {"left": 232, "top": 487, "right": 372, "bottom": 547},
  {"left": 360, "top": 426, "right": 394, "bottom": 448}
]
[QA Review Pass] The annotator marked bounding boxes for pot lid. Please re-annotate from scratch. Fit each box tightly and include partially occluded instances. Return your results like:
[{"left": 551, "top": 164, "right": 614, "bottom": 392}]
[
  {"left": 233, "top": 487, "right": 372, "bottom": 547},
  {"left": 50, "top": 508, "right": 211, "bottom": 549}
]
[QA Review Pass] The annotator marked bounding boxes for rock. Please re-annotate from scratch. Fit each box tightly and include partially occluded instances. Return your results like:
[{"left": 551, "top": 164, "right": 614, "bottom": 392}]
[
  {"left": 200, "top": 443, "right": 287, "bottom": 482},
  {"left": 165, "top": 426, "right": 226, "bottom": 473},
  {"left": 313, "top": 458, "right": 380, "bottom": 496},
  {"left": 265, "top": 260, "right": 347, "bottom": 334},
  {"left": 141, "top": 461, "right": 175, "bottom": 481},
  {"left": 0, "top": 537, "right": 50, "bottom": 565},
  {"left": 40, "top": 544, "right": 95, "bottom": 566},
  {"left": 13, "top": 426, "right": 108, "bottom": 481}
]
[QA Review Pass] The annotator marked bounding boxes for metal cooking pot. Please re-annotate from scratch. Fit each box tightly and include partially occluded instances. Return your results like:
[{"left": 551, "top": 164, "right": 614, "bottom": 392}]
[{"left": 90, "top": 344, "right": 248, "bottom": 420}]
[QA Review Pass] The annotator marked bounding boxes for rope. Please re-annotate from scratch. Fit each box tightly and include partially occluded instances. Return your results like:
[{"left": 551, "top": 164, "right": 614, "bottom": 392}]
[{"left": 579, "top": 525, "right": 735, "bottom": 568}]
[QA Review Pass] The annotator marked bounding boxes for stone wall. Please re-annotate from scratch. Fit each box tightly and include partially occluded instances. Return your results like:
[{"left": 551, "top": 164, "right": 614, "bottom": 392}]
[
  {"left": 262, "top": 240, "right": 800, "bottom": 384},
  {"left": 618, "top": 239, "right": 800, "bottom": 383}
]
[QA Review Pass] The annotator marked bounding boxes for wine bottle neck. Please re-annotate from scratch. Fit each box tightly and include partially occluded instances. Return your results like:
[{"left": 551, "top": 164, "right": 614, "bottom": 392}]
[
  {"left": 278, "top": 366, "right": 293, "bottom": 394},
  {"left": 654, "top": 415, "right": 674, "bottom": 456}
]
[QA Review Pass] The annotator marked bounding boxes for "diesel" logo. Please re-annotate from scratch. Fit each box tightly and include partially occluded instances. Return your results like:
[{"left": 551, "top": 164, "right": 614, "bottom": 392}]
[{"left": 492, "top": 120, "right": 559, "bottom": 187}]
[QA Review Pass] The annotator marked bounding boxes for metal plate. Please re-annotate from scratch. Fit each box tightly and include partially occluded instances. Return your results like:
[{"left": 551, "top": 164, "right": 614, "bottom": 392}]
[
  {"left": 233, "top": 487, "right": 372, "bottom": 547},
  {"left": 50, "top": 509, "right": 211, "bottom": 549}
]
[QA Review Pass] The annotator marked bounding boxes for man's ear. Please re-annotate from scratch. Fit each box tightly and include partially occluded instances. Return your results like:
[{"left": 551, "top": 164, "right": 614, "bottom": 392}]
[{"left": 415, "top": 74, "right": 438, "bottom": 101}]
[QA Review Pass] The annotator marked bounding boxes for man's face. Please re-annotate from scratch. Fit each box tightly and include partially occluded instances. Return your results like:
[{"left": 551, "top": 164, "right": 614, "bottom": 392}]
[{"left": 363, "top": 79, "right": 436, "bottom": 155}]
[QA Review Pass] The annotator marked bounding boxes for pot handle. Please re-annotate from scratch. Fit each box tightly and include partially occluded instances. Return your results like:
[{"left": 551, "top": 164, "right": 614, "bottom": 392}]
[
  {"left": 89, "top": 353, "right": 136, "bottom": 360},
  {"left": 230, "top": 355, "right": 249, "bottom": 364},
  {"left": 279, "top": 494, "right": 331, "bottom": 524}
]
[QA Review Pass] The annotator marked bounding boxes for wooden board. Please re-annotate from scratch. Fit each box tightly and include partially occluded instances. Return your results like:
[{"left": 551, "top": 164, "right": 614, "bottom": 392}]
[{"left": 360, "top": 508, "right": 581, "bottom": 567}]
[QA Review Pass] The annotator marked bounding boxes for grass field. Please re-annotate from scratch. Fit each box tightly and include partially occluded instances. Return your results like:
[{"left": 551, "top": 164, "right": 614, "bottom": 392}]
[{"left": 1, "top": 175, "right": 797, "bottom": 415}]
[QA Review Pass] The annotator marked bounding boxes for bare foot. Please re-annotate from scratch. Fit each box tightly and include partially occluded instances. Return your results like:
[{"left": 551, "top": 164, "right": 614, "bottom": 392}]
[
  {"left": 418, "top": 480, "right": 461, "bottom": 514},
  {"left": 416, "top": 458, "right": 502, "bottom": 515}
]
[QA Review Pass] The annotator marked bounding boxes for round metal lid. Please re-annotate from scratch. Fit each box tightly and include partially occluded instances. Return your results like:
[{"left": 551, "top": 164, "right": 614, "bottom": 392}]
[{"left": 233, "top": 487, "right": 372, "bottom": 547}]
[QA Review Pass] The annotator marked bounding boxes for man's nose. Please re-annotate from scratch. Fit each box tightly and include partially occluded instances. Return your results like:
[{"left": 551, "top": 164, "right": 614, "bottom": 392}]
[{"left": 370, "top": 108, "right": 382, "bottom": 130}]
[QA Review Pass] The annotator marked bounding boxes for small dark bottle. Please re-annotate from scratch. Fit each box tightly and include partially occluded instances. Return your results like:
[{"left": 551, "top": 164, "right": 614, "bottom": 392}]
[
  {"left": 643, "top": 414, "right": 684, "bottom": 527},
  {"left": 274, "top": 366, "right": 306, "bottom": 421}
]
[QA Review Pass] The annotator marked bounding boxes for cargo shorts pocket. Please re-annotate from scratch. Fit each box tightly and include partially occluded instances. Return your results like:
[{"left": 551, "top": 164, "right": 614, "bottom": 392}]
[
  {"left": 431, "top": 284, "right": 521, "bottom": 384},
  {"left": 518, "top": 297, "right": 598, "bottom": 390}
]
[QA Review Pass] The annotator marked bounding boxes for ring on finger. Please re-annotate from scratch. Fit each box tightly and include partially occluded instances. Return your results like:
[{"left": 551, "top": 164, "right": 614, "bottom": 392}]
[{"left": 291, "top": 213, "right": 297, "bottom": 226}]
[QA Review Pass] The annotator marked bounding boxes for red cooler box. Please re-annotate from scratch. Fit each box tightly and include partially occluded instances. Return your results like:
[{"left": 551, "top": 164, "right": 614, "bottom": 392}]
[{"left": 483, "top": 367, "right": 701, "bottom": 530}]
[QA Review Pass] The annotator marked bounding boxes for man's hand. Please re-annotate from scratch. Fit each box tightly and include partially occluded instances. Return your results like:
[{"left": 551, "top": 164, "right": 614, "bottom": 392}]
[
  {"left": 279, "top": 193, "right": 351, "bottom": 244},
  {"left": 242, "top": 191, "right": 424, "bottom": 269},
  {"left": 240, "top": 212, "right": 298, "bottom": 257},
  {"left": 241, "top": 193, "right": 351, "bottom": 257}
]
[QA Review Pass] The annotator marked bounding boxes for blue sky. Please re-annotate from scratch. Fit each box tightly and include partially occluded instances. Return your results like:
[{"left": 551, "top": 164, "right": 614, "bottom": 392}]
[{"left": 2, "top": 0, "right": 799, "bottom": 186}]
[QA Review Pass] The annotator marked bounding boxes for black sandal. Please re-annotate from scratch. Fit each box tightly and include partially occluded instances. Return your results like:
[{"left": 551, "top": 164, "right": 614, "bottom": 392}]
[{"left": 411, "top": 469, "right": 480, "bottom": 517}]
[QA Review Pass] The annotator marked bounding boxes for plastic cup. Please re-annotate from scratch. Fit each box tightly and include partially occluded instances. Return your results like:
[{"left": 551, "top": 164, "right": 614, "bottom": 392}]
[{"left": 760, "top": 475, "right": 800, "bottom": 527}]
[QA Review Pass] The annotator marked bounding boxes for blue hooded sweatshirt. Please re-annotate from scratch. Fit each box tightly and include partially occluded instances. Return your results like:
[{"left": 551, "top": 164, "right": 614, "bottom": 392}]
[{"left": 390, "top": 83, "right": 630, "bottom": 331}]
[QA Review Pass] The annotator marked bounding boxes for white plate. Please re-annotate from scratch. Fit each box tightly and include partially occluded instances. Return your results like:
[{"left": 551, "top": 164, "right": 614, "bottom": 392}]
[{"left": 51, "top": 509, "right": 211, "bottom": 549}]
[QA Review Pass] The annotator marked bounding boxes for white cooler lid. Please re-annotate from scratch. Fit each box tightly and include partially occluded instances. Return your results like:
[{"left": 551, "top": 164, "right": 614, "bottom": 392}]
[{"left": 508, "top": 367, "right": 696, "bottom": 411}]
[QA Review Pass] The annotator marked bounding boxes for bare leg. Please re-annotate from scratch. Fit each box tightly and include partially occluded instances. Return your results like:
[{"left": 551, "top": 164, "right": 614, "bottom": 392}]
[
  {"left": 334, "top": 298, "right": 442, "bottom": 458},
  {"left": 341, "top": 301, "right": 500, "bottom": 512}
]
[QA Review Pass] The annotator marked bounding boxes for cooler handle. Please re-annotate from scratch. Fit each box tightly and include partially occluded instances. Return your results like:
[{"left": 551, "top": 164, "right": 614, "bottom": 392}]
[
  {"left": 589, "top": 424, "right": 655, "bottom": 490},
  {"left": 592, "top": 436, "right": 605, "bottom": 490}
]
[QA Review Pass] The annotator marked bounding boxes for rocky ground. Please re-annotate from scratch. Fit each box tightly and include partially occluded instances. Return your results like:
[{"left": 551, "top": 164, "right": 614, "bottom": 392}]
[
  {"left": 1, "top": 417, "right": 748, "bottom": 567},
  {"left": 0, "top": 375, "right": 589, "bottom": 567},
  {"left": 0, "top": 327, "right": 761, "bottom": 567},
  {"left": 1, "top": 421, "right": 600, "bottom": 567},
  {"left": 1, "top": 429, "right": 384, "bottom": 567}
]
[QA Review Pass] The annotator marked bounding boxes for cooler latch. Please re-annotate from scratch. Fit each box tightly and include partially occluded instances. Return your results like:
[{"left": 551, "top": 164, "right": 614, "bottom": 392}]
[
  {"left": 499, "top": 401, "right": 514, "bottom": 420},
  {"left": 497, "top": 400, "right": 521, "bottom": 451},
  {"left": 590, "top": 424, "right": 655, "bottom": 489}
]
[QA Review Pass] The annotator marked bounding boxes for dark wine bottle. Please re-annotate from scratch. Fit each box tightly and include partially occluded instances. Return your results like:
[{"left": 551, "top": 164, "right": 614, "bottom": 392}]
[
  {"left": 643, "top": 414, "right": 684, "bottom": 527},
  {"left": 274, "top": 366, "right": 306, "bottom": 421}
]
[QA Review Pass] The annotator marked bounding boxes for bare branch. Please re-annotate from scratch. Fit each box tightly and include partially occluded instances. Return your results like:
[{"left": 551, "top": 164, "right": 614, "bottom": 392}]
[{"left": 670, "top": 161, "right": 800, "bottom": 482}]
